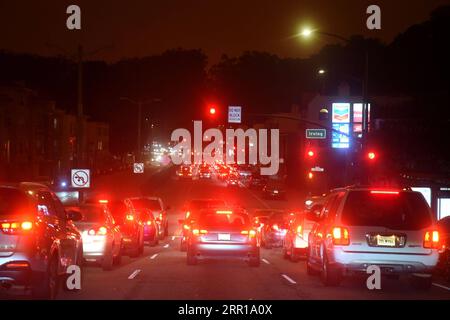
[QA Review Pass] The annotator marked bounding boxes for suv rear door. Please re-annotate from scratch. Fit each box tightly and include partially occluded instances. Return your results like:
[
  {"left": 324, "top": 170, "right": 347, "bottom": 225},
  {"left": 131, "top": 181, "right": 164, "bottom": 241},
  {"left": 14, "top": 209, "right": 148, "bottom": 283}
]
[{"left": 338, "top": 190, "right": 434, "bottom": 255}]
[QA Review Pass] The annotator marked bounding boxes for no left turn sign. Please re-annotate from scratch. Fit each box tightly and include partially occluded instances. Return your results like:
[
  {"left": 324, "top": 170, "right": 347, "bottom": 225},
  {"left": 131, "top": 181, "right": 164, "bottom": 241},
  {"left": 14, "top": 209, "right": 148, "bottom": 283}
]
[
  {"left": 71, "top": 169, "right": 90, "bottom": 188},
  {"left": 134, "top": 163, "right": 144, "bottom": 174}
]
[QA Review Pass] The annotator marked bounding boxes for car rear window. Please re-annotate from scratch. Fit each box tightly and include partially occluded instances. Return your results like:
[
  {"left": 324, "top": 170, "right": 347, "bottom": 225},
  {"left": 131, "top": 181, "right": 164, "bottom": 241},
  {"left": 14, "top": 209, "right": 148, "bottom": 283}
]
[
  {"left": 342, "top": 191, "right": 432, "bottom": 230},
  {"left": 199, "top": 213, "right": 250, "bottom": 229},
  {"left": 131, "top": 199, "right": 161, "bottom": 211},
  {"left": 73, "top": 206, "right": 106, "bottom": 222},
  {"left": 0, "top": 188, "right": 30, "bottom": 215}
]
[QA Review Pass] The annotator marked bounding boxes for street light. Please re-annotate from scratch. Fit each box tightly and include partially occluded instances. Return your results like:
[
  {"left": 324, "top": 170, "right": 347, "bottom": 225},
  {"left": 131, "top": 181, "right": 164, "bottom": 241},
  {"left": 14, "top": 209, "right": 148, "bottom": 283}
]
[
  {"left": 300, "top": 28, "right": 313, "bottom": 37},
  {"left": 318, "top": 69, "right": 326, "bottom": 75}
]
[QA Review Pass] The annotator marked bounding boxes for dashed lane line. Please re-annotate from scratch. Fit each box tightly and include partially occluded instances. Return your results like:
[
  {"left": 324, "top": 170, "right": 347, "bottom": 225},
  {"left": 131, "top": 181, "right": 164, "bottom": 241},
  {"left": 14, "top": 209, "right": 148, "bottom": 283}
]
[
  {"left": 128, "top": 269, "right": 141, "bottom": 280},
  {"left": 281, "top": 274, "right": 297, "bottom": 284}
]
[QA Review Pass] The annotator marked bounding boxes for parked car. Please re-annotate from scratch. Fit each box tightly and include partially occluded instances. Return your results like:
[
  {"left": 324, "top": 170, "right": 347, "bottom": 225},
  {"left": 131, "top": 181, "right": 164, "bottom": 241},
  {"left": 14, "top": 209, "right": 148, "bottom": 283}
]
[
  {"left": 66, "top": 204, "right": 122, "bottom": 270},
  {"left": 0, "top": 182, "right": 83, "bottom": 299},
  {"left": 307, "top": 186, "right": 441, "bottom": 289}
]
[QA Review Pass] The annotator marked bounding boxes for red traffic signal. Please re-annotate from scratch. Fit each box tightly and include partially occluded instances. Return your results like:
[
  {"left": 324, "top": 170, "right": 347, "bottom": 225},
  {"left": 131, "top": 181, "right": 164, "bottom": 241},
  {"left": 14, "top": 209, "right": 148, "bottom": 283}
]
[
  {"left": 367, "top": 151, "right": 376, "bottom": 160},
  {"left": 306, "top": 149, "right": 315, "bottom": 159},
  {"left": 208, "top": 105, "right": 217, "bottom": 115}
]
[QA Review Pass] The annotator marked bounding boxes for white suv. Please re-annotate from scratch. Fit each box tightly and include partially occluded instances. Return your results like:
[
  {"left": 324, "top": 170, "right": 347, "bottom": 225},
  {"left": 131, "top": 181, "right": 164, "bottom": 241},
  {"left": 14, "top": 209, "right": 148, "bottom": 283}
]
[{"left": 307, "top": 186, "right": 441, "bottom": 289}]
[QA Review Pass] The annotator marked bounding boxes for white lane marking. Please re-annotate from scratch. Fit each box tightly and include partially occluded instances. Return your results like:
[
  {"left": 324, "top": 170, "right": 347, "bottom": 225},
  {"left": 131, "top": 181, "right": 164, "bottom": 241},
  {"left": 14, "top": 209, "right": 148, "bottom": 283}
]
[
  {"left": 262, "top": 258, "right": 270, "bottom": 264},
  {"left": 128, "top": 269, "right": 141, "bottom": 279},
  {"left": 281, "top": 274, "right": 297, "bottom": 284},
  {"left": 432, "top": 283, "right": 450, "bottom": 291},
  {"left": 150, "top": 253, "right": 158, "bottom": 260},
  {"left": 164, "top": 244, "right": 169, "bottom": 248}
]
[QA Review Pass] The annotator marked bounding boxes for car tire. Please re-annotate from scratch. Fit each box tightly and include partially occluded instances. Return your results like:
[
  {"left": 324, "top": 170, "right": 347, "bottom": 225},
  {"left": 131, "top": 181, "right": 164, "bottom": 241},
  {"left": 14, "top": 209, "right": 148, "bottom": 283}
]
[
  {"left": 102, "top": 250, "right": 114, "bottom": 271},
  {"left": 180, "top": 239, "right": 187, "bottom": 252},
  {"left": 186, "top": 247, "right": 197, "bottom": 265},
  {"left": 410, "top": 274, "right": 432, "bottom": 290},
  {"left": 248, "top": 250, "right": 260, "bottom": 267},
  {"left": 32, "top": 256, "right": 59, "bottom": 299},
  {"left": 321, "top": 254, "right": 342, "bottom": 286}
]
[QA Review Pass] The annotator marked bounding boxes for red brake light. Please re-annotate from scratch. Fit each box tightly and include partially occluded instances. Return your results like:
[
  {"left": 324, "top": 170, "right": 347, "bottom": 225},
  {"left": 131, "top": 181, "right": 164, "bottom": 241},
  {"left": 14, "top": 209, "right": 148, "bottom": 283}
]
[
  {"left": 146, "top": 221, "right": 152, "bottom": 226},
  {"left": 98, "top": 199, "right": 109, "bottom": 204},
  {"left": 192, "top": 229, "right": 207, "bottom": 235},
  {"left": 241, "top": 230, "right": 256, "bottom": 238},
  {"left": 126, "top": 214, "right": 134, "bottom": 221},
  {"left": 216, "top": 210, "right": 232, "bottom": 215},
  {"left": 370, "top": 190, "right": 399, "bottom": 195},
  {"left": 1, "top": 221, "right": 33, "bottom": 234},
  {"left": 88, "top": 227, "right": 108, "bottom": 236},
  {"left": 331, "top": 227, "right": 350, "bottom": 245},
  {"left": 424, "top": 230, "right": 440, "bottom": 249}
]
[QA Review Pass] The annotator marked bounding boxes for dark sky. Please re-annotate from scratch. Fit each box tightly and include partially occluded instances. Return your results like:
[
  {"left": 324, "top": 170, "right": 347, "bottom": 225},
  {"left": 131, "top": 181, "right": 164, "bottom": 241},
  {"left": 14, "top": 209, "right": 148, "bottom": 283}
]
[{"left": 0, "top": 0, "right": 447, "bottom": 64}]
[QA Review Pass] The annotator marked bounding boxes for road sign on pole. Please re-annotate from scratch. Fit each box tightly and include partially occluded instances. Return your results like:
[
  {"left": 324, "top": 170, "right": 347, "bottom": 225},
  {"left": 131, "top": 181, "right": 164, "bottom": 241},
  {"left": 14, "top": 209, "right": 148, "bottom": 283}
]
[
  {"left": 71, "top": 169, "right": 90, "bottom": 188},
  {"left": 134, "top": 163, "right": 144, "bottom": 174},
  {"left": 228, "top": 106, "right": 242, "bottom": 124},
  {"left": 306, "top": 129, "right": 326, "bottom": 139}
]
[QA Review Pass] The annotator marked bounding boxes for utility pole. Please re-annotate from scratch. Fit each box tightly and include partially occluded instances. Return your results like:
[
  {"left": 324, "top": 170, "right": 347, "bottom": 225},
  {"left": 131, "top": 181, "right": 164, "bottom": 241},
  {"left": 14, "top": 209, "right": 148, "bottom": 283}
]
[{"left": 76, "top": 44, "right": 84, "bottom": 167}]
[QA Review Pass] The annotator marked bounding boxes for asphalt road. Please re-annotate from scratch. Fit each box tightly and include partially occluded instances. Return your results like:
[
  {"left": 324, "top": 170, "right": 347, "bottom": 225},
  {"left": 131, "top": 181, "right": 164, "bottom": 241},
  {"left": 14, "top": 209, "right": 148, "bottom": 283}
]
[{"left": 2, "top": 166, "right": 450, "bottom": 300}]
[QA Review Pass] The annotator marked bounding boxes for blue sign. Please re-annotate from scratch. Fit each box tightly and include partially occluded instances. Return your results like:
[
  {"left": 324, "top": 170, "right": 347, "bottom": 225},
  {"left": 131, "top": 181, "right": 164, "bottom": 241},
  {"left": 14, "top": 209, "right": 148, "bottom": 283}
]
[{"left": 332, "top": 123, "right": 350, "bottom": 149}]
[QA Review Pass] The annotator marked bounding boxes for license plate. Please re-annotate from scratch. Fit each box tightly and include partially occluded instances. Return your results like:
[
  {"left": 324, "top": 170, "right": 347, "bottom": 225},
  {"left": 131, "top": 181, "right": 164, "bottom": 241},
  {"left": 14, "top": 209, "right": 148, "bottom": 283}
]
[
  {"left": 218, "top": 233, "right": 231, "bottom": 241},
  {"left": 377, "top": 235, "right": 396, "bottom": 247},
  {"left": 273, "top": 190, "right": 279, "bottom": 194}
]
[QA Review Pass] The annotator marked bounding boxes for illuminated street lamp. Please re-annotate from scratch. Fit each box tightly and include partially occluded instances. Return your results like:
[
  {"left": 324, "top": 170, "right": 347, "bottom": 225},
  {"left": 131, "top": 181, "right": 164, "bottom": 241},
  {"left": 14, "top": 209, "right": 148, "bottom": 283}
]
[{"left": 300, "top": 28, "right": 313, "bottom": 37}]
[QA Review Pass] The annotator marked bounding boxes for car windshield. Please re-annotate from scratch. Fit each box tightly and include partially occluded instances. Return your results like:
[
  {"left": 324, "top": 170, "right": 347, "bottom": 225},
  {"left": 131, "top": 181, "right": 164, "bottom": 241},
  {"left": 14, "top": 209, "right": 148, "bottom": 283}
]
[
  {"left": 131, "top": 199, "right": 162, "bottom": 211},
  {"left": 0, "top": 188, "right": 30, "bottom": 216},
  {"left": 199, "top": 212, "right": 250, "bottom": 229},
  {"left": 341, "top": 191, "right": 432, "bottom": 230}
]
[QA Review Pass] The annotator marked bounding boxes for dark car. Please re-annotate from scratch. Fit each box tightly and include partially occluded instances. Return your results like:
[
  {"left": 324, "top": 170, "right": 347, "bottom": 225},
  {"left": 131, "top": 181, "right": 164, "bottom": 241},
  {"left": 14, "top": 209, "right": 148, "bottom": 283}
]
[
  {"left": 248, "top": 174, "right": 267, "bottom": 190},
  {"left": 129, "top": 197, "right": 169, "bottom": 238},
  {"left": 260, "top": 211, "right": 289, "bottom": 248},
  {"left": 262, "top": 180, "right": 287, "bottom": 199},
  {"left": 107, "top": 199, "right": 144, "bottom": 258},
  {"left": 437, "top": 216, "right": 450, "bottom": 282},
  {"left": 139, "top": 209, "right": 160, "bottom": 246},
  {"left": 179, "top": 199, "right": 226, "bottom": 251},
  {"left": 186, "top": 208, "right": 260, "bottom": 267},
  {"left": 0, "top": 183, "right": 83, "bottom": 299},
  {"left": 177, "top": 165, "right": 193, "bottom": 179}
]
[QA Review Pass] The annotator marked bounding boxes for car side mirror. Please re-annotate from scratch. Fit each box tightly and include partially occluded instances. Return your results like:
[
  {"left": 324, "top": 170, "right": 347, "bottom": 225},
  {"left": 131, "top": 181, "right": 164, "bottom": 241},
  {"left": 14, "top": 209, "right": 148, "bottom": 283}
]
[{"left": 66, "top": 209, "right": 82, "bottom": 222}]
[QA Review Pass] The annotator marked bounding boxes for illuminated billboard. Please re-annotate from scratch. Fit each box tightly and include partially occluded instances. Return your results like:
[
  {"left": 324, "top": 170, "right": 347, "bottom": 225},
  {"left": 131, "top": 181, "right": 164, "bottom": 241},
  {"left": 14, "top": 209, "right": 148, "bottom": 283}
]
[
  {"left": 332, "top": 103, "right": 350, "bottom": 123},
  {"left": 332, "top": 123, "right": 350, "bottom": 149}
]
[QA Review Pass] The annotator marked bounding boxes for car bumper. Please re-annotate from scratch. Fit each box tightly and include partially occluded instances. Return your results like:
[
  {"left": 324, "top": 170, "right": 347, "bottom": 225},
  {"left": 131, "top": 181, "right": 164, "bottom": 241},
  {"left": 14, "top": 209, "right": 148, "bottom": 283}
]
[
  {"left": 330, "top": 248, "right": 440, "bottom": 274},
  {"left": 0, "top": 253, "right": 43, "bottom": 286},
  {"left": 190, "top": 243, "right": 258, "bottom": 259}
]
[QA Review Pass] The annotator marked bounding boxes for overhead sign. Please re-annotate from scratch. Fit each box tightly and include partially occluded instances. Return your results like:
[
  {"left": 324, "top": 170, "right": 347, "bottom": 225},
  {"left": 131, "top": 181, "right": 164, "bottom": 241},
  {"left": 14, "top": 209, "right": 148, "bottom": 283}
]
[
  {"left": 228, "top": 106, "right": 242, "bottom": 124},
  {"left": 71, "top": 169, "right": 90, "bottom": 188},
  {"left": 133, "top": 163, "right": 144, "bottom": 174},
  {"left": 332, "top": 103, "right": 350, "bottom": 123},
  {"left": 306, "top": 129, "right": 326, "bottom": 139}
]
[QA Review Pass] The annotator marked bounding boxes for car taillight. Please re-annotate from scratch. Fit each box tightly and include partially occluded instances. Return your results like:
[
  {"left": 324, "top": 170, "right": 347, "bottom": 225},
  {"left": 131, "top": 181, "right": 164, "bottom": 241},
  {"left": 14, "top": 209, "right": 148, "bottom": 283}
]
[
  {"left": 88, "top": 227, "right": 108, "bottom": 236},
  {"left": 331, "top": 227, "right": 350, "bottom": 245},
  {"left": 192, "top": 229, "right": 208, "bottom": 235},
  {"left": 296, "top": 225, "right": 303, "bottom": 235},
  {"left": 126, "top": 214, "right": 134, "bottom": 221},
  {"left": 1, "top": 221, "right": 34, "bottom": 234},
  {"left": 423, "top": 230, "right": 440, "bottom": 249},
  {"left": 146, "top": 221, "right": 152, "bottom": 226},
  {"left": 183, "top": 224, "right": 190, "bottom": 230},
  {"left": 272, "top": 224, "right": 279, "bottom": 231},
  {"left": 241, "top": 230, "right": 256, "bottom": 238}
]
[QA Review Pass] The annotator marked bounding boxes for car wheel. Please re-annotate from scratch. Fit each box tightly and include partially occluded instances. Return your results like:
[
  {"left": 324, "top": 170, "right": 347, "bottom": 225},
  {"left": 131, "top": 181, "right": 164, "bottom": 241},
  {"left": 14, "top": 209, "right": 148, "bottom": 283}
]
[
  {"left": 180, "top": 239, "right": 187, "bottom": 252},
  {"left": 32, "top": 256, "right": 59, "bottom": 299},
  {"left": 410, "top": 274, "right": 432, "bottom": 290},
  {"left": 186, "top": 247, "right": 197, "bottom": 265},
  {"left": 102, "top": 250, "right": 114, "bottom": 271},
  {"left": 248, "top": 249, "right": 260, "bottom": 267},
  {"left": 321, "top": 254, "right": 342, "bottom": 286}
]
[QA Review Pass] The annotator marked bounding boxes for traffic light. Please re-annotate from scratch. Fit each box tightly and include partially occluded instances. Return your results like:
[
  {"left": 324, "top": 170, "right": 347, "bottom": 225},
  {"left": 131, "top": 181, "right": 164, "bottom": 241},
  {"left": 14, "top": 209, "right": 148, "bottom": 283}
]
[
  {"left": 208, "top": 105, "right": 217, "bottom": 115},
  {"left": 306, "top": 149, "right": 315, "bottom": 159},
  {"left": 367, "top": 151, "right": 376, "bottom": 161},
  {"left": 308, "top": 172, "right": 314, "bottom": 179}
]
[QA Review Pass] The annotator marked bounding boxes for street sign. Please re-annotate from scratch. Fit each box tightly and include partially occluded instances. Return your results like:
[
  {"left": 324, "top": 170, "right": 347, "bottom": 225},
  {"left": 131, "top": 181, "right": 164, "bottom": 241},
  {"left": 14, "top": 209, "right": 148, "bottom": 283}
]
[
  {"left": 71, "top": 169, "right": 90, "bottom": 188},
  {"left": 306, "top": 129, "right": 326, "bottom": 139},
  {"left": 133, "top": 163, "right": 144, "bottom": 174},
  {"left": 228, "top": 106, "right": 242, "bottom": 123},
  {"left": 311, "top": 166, "right": 325, "bottom": 172}
]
